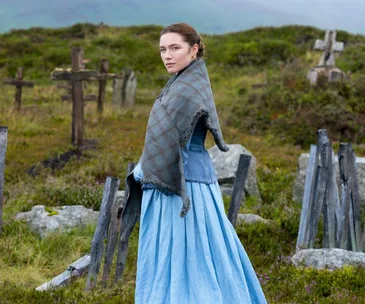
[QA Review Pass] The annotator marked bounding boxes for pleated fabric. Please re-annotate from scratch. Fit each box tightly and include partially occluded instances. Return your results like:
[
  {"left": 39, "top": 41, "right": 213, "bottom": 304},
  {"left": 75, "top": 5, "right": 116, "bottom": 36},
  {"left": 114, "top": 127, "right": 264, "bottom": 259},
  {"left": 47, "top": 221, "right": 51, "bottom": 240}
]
[{"left": 135, "top": 181, "right": 267, "bottom": 304}]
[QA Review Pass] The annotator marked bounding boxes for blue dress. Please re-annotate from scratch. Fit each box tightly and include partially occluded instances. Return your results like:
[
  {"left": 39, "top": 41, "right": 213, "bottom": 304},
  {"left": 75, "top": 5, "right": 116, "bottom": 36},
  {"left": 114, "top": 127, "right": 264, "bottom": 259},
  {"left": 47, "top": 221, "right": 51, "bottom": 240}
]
[{"left": 133, "top": 119, "right": 267, "bottom": 304}]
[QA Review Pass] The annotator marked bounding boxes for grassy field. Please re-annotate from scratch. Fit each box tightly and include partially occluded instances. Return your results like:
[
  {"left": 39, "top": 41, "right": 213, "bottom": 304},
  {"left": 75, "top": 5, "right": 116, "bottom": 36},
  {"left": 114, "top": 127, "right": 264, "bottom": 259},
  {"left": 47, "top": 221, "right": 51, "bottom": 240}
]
[{"left": 1, "top": 23, "right": 365, "bottom": 303}]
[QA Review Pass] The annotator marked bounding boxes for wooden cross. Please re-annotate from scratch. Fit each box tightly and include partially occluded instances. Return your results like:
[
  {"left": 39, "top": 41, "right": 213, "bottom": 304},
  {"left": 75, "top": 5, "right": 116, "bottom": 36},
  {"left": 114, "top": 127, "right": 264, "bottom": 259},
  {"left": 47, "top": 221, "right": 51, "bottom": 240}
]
[
  {"left": 314, "top": 30, "right": 344, "bottom": 67},
  {"left": 56, "top": 59, "right": 107, "bottom": 105},
  {"left": 51, "top": 48, "right": 111, "bottom": 148},
  {"left": 3, "top": 67, "right": 34, "bottom": 110}
]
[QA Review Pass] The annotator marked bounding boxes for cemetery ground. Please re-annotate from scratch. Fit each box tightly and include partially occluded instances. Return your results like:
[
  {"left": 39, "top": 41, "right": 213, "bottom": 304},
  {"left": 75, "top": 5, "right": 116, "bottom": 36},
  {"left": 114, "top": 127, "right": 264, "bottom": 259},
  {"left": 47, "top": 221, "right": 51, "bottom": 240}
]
[{"left": 1, "top": 24, "right": 365, "bottom": 303}]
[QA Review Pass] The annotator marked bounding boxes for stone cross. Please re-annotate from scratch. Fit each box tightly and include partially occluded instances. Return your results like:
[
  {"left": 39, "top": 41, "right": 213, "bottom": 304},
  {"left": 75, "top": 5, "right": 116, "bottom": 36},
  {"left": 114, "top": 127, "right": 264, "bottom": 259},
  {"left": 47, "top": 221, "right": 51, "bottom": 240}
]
[
  {"left": 314, "top": 30, "right": 344, "bottom": 67},
  {"left": 3, "top": 67, "right": 34, "bottom": 110},
  {"left": 112, "top": 68, "right": 137, "bottom": 108}
]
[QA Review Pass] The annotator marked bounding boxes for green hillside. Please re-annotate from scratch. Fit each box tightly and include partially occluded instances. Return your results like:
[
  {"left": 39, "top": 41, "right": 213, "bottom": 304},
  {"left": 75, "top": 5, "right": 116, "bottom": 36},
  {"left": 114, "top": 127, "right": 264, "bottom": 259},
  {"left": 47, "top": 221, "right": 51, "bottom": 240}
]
[{"left": 1, "top": 23, "right": 365, "bottom": 303}]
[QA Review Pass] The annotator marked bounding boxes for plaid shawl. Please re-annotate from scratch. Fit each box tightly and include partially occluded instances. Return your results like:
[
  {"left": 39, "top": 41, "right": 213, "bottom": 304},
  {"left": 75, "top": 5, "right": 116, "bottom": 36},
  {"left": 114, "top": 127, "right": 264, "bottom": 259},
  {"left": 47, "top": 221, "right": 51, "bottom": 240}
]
[{"left": 120, "top": 58, "right": 228, "bottom": 241}]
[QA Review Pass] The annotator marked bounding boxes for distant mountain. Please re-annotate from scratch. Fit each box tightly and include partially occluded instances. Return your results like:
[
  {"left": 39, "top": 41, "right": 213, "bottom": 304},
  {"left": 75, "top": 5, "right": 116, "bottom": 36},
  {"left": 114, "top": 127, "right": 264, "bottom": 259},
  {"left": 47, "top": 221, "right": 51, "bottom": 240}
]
[{"left": 0, "top": 0, "right": 364, "bottom": 35}]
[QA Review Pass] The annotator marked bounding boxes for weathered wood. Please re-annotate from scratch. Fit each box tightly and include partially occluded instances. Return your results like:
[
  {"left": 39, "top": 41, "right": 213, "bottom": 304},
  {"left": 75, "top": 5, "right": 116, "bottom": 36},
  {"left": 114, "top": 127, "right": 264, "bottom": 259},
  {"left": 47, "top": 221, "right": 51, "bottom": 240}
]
[
  {"left": 70, "top": 48, "right": 85, "bottom": 148},
  {"left": 322, "top": 142, "right": 336, "bottom": 248},
  {"left": 251, "top": 83, "right": 268, "bottom": 89},
  {"left": 85, "top": 177, "right": 120, "bottom": 291},
  {"left": 51, "top": 69, "right": 100, "bottom": 82},
  {"left": 308, "top": 129, "right": 331, "bottom": 248},
  {"left": 97, "top": 59, "right": 109, "bottom": 113},
  {"left": 115, "top": 163, "right": 135, "bottom": 282},
  {"left": 36, "top": 255, "right": 91, "bottom": 291},
  {"left": 338, "top": 143, "right": 362, "bottom": 251},
  {"left": 3, "top": 78, "right": 34, "bottom": 87},
  {"left": 296, "top": 144, "right": 318, "bottom": 251},
  {"left": 61, "top": 94, "right": 97, "bottom": 102},
  {"left": 228, "top": 154, "right": 251, "bottom": 227},
  {"left": 3, "top": 67, "right": 34, "bottom": 110},
  {"left": 0, "top": 127, "right": 8, "bottom": 234},
  {"left": 102, "top": 176, "right": 121, "bottom": 284}
]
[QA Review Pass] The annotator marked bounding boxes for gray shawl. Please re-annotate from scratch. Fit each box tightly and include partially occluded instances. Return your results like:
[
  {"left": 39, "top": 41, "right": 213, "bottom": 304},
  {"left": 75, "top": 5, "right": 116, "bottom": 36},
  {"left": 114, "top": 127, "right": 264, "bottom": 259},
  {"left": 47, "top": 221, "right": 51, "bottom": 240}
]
[{"left": 120, "top": 58, "right": 228, "bottom": 241}]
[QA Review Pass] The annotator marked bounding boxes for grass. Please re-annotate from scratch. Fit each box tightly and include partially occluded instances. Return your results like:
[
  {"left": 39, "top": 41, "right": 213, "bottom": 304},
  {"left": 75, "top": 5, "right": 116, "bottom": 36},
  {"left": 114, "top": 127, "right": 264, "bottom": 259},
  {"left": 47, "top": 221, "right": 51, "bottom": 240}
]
[{"left": 0, "top": 23, "right": 365, "bottom": 303}]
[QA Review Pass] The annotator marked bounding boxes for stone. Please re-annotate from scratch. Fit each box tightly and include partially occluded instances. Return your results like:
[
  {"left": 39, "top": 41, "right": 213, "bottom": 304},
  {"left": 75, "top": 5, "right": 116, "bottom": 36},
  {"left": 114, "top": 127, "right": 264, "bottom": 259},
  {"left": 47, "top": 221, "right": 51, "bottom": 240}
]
[
  {"left": 112, "top": 68, "right": 137, "bottom": 107},
  {"left": 208, "top": 144, "right": 261, "bottom": 201},
  {"left": 236, "top": 213, "right": 270, "bottom": 226},
  {"left": 307, "top": 67, "right": 346, "bottom": 86},
  {"left": 293, "top": 153, "right": 365, "bottom": 208},
  {"left": 292, "top": 248, "right": 365, "bottom": 270},
  {"left": 15, "top": 205, "right": 99, "bottom": 238}
]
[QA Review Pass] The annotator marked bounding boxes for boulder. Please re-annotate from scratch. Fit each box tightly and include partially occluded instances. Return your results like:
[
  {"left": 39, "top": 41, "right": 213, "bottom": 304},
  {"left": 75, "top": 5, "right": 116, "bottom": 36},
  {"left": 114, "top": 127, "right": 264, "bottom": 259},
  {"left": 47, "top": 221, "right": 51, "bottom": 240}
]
[
  {"left": 208, "top": 144, "right": 261, "bottom": 201},
  {"left": 15, "top": 205, "right": 99, "bottom": 238},
  {"left": 292, "top": 248, "right": 365, "bottom": 270}
]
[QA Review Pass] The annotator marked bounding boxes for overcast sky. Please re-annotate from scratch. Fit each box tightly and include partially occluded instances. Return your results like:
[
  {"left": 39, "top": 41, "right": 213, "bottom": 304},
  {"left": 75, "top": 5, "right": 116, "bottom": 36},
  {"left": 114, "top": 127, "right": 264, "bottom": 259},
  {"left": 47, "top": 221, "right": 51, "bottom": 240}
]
[{"left": 0, "top": 0, "right": 364, "bottom": 35}]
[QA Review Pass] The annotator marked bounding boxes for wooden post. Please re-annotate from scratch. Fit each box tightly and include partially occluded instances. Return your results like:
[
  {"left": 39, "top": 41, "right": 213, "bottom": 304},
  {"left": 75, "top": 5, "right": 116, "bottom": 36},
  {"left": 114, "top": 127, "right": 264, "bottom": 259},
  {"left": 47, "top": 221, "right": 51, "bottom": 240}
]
[
  {"left": 36, "top": 255, "right": 91, "bottom": 291},
  {"left": 308, "top": 129, "right": 331, "bottom": 248},
  {"left": 322, "top": 141, "right": 336, "bottom": 248},
  {"left": 102, "top": 178, "right": 121, "bottom": 284},
  {"left": 115, "top": 163, "right": 135, "bottom": 282},
  {"left": 71, "top": 48, "right": 84, "bottom": 148},
  {"left": 85, "top": 177, "right": 120, "bottom": 291},
  {"left": 296, "top": 144, "right": 318, "bottom": 251},
  {"left": 98, "top": 59, "right": 109, "bottom": 114},
  {"left": 0, "top": 127, "right": 8, "bottom": 234},
  {"left": 338, "top": 143, "right": 362, "bottom": 251},
  {"left": 3, "top": 67, "right": 34, "bottom": 110},
  {"left": 228, "top": 154, "right": 251, "bottom": 227}
]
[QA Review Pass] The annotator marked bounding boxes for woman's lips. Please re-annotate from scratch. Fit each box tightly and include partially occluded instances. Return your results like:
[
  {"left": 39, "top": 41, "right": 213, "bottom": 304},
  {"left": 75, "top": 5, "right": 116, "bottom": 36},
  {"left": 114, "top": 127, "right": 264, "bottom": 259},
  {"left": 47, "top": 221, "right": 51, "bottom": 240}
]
[{"left": 166, "top": 63, "right": 175, "bottom": 67}]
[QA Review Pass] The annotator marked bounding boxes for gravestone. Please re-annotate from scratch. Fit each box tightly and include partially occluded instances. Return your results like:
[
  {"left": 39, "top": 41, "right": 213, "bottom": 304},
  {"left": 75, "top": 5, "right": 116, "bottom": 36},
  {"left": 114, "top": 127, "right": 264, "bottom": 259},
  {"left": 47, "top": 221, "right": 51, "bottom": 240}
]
[
  {"left": 112, "top": 68, "right": 137, "bottom": 107},
  {"left": 307, "top": 30, "right": 346, "bottom": 85}
]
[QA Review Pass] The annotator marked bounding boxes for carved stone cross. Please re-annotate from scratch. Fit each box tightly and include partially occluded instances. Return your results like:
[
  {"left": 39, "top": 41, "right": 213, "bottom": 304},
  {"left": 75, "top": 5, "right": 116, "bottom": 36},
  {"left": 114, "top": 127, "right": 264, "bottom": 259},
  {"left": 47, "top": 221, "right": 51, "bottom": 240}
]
[{"left": 314, "top": 30, "right": 344, "bottom": 67}]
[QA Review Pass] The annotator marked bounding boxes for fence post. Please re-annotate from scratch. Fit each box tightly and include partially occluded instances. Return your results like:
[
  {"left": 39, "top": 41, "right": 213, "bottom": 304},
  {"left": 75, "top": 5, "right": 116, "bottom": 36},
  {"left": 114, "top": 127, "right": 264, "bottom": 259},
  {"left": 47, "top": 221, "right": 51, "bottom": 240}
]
[
  {"left": 115, "top": 163, "right": 136, "bottom": 282},
  {"left": 228, "top": 154, "right": 251, "bottom": 227},
  {"left": 338, "top": 143, "right": 362, "bottom": 251},
  {"left": 308, "top": 129, "right": 331, "bottom": 248},
  {"left": 85, "top": 176, "right": 120, "bottom": 291},
  {"left": 0, "top": 127, "right": 8, "bottom": 234},
  {"left": 296, "top": 144, "right": 318, "bottom": 251}
]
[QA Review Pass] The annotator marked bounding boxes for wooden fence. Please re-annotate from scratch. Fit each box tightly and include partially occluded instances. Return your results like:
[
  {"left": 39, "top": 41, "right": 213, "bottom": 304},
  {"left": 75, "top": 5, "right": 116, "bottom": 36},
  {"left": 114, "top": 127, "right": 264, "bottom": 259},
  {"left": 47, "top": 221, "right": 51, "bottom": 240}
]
[{"left": 296, "top": 129, "right": 364, "bottom": 252}]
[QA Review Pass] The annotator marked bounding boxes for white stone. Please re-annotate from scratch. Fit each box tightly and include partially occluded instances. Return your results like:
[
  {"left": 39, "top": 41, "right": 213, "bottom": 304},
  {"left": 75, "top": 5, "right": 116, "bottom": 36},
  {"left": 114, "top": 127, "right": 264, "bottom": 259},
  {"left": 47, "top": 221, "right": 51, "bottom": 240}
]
[
  {"left": 15, "top": 205, "right": 99, "bottom": 238},
  {"left": 292, "top": 248, "right": 365, "bottom": 270},
  {"left": 236, "top": 213, "right": 270, "bottom": 226}
]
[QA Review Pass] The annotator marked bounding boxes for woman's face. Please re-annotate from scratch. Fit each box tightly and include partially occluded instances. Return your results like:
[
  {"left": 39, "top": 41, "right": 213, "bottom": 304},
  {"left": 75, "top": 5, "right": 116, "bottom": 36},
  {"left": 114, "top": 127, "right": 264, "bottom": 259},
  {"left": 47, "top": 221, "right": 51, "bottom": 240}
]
[{"left": 159, "top": 32, "right": 198, "bottom": 74}]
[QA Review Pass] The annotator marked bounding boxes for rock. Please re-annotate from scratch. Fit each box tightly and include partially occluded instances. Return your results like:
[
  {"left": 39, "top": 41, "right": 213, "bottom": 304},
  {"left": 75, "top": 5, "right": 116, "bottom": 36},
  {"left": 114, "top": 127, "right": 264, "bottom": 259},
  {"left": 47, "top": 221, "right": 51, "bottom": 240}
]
[
  {"left": 307, "top": 66, "right": 347, "bottom": 86},
  {"left": 208, "top": 144, "right": 261, "bottom": 201},
  {"left": 292, "top": 248, "right": 365, "bottom": 270},
  {"left": 112, "top": 68, "right": 137, "bottom": 108},
  {"left": 15, "top": 205, "right": 99, "bottom": 238},
  {"left": 114, "top": 190, "right": 125, "bottom": 209},
  {"left": 236, "top": 213, "right": 270, "bottom": 226},
  {"left": 293, "top": 153, "right": 365, "bottom": 208}
]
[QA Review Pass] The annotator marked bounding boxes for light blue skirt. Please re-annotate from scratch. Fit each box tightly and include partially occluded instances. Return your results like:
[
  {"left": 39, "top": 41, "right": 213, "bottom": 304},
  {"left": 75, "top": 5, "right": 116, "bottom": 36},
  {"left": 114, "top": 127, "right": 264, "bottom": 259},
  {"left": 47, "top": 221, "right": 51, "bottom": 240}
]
[{"left": 135, "top": 181, "right": 267, "bottom": 304}]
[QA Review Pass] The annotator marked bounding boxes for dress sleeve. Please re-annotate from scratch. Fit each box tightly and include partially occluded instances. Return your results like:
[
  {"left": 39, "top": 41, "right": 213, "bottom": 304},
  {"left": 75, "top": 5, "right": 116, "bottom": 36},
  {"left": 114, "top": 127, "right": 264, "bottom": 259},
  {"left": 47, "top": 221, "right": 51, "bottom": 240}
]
[{"left": 181, "top": 135, "right": 192, "bottom": 166}]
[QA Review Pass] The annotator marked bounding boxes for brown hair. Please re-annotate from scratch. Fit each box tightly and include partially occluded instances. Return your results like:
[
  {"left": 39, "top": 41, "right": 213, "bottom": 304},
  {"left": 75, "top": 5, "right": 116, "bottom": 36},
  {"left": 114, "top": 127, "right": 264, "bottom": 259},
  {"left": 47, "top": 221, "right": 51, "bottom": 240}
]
[{"left": 160, "top": 23, "right": 205, "bottom": 58}]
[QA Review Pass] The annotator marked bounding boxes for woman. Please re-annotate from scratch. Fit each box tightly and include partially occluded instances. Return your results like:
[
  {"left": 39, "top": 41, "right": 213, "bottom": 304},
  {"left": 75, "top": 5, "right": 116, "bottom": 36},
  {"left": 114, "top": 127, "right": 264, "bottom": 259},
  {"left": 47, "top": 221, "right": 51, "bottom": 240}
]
[{"left": 121, "top": 23, "right": 267, "bottom": 304}]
